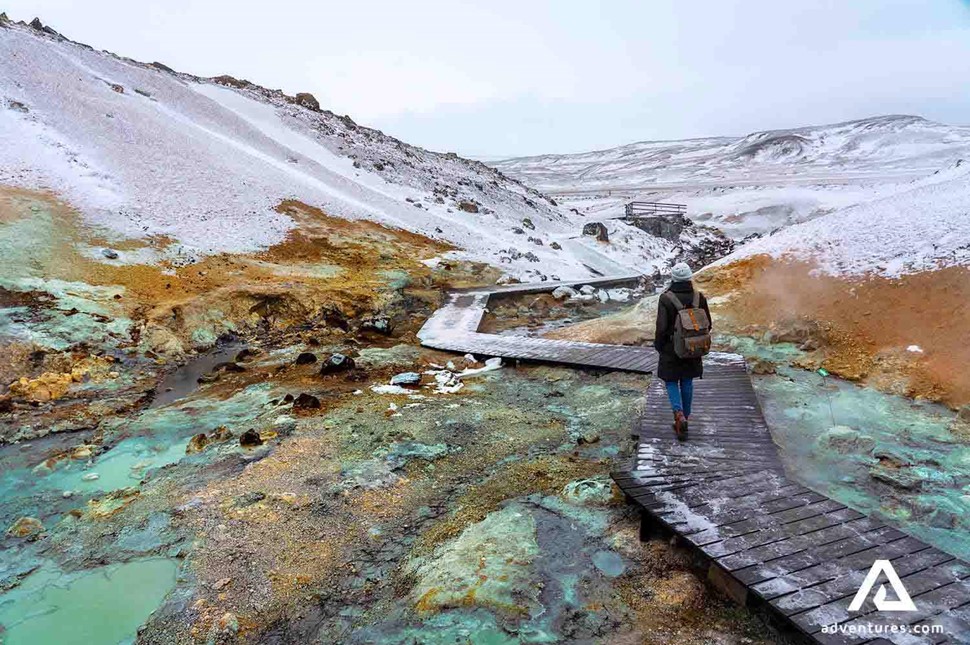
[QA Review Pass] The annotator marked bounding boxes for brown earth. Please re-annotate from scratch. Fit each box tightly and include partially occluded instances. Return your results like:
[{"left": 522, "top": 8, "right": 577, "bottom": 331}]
[{"left": 698, "top": 255, "right": 970, "bottom": 407}]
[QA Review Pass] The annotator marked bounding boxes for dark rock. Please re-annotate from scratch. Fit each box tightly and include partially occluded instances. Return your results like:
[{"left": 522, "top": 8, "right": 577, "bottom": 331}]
[
  {"left": 7, "top": 100, "right": 28, "bottom": 113},
  {"left": 522, "top": 218, "right": 535, "bottom": 230},
  {"left": 239, "top": 429, "right": 263, "bottom": 447},
  {"left": 101, "top": 248, "right": 119, "bottom": 260},
  {"left": 134, "top": 88, "right": 152, "bottom": 97},
  {"left": 458, "top": 201, "right": 479, "bottom": 213},
  {"left": 214, "top": 361, "right": 246, "bottom": 373},
  {"left": 320, "top": 353, "right": 355, "bottom": 374},
  {"left": 28, "top": 17, "right": 44, "bottom": 31},
  {"left": 0, "top": 396, "right": 13, "bottom": 414},
  {"left": 373, "top": 162, "right": 385, "bottom": 171},
  {"left": 197, "top": 373, "right": 220, "bottom": 384},
  {"left": 294, "top": 92, "right": 320, "bottom": 111},
  {"left": 293, "top": 393, "right": 321, "bottom": 410},
  {"left": 109, "top": 83, "right": 124, "bottom": 94},
  {"left": 212, "top": 75, "right": 249, "bottom": 89},
  {"left": 390, "top": 372, "right": 421, "bottom": 387},
  {"left": 582, "top": 222, "right": 609, "bottom": 242},
  {"left": 295, "top": 352, "right": 317, "bottom": 365},
  {"left": 550, "top": 242, "right": 562, "bottom": 250},
  {"left": 527, "top": 236, "right": 543, "bottom": 246},
  {"left": 235, "top": 347, "right": 260, "bottom": 362},
  {"left": 511, "top": 227, "right": 525, "bottom": 235},
  {"left": 283, "top": 393, "right": 294, "bottom": 403},
  {"left": 151, "top": 61, "right": 176, "bottom": 73}
]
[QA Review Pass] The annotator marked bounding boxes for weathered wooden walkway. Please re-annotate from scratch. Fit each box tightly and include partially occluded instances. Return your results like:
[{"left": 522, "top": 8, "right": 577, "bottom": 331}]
[
  {"left": 420, "top": 279, "right": 970, "bottom": 644},
  {"left": 418, "top": 275, "right": 659, "bottom": 373}
]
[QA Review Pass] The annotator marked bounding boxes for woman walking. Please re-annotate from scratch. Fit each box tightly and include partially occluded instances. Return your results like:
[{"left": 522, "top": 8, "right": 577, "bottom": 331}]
[{"left": 653, "top": 262, "right": 712, "bottom": 440}]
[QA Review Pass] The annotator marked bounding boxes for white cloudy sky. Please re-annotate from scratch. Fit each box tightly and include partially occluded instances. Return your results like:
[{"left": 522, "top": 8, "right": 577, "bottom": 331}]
[{"left": 7, "top": 1, "right": 970, "bottom": 156}]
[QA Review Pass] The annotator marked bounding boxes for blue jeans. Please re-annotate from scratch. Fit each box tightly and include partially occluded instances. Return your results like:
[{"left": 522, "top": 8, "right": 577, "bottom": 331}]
[{"left": 664, "top": 378, "right": 694, "bottom": 417}]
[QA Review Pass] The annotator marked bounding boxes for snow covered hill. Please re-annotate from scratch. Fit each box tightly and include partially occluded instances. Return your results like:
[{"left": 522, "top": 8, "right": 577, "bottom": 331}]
[
  {"left": 1, "top": 17, "right": 713, "bottom": 282},
  {"left": 493, "top": 116, "right": 970, "bottom": 239},
  {"left": 724, "top": 160, "right": 970, "bottom": 277}
]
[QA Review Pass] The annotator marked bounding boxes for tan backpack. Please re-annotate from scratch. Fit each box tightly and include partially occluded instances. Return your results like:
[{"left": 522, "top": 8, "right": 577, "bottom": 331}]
[{"left": 665, "top": 291, "right": 712, "bottom": 359}]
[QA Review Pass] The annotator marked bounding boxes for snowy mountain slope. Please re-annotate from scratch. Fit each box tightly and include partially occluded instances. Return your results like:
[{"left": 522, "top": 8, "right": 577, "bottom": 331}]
[
  {"left": 493, "top": 116, "right": 970, "bottom": 240},
  {"left": 722, "top": 161, "right": 970, "bottom": 277},
  {"left": 1, "top": 18, "right": 687, "bottom": 281},
  {"left": 494, "top": 116, "right": 970, "bottom": 192}
]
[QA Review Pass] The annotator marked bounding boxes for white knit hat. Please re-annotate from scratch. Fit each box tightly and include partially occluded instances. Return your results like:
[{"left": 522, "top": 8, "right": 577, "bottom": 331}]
[{"left": 670, "top": 262, "right": 693, "bottom": 282}]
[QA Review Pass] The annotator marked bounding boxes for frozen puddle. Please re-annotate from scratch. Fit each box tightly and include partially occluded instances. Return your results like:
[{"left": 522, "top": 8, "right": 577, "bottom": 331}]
[{"left": 0, "top": 558, "right": 177, "bottom": 644}]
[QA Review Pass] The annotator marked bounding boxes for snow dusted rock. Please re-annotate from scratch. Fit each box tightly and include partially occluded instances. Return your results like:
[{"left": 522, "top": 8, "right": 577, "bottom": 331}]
[
  {"left": 607, "top": 288, "right": 631, "bottom": 302},
  {"left": 596, "top": 290, "right": 609, "bottom": 303},
  {"left": 292, "top": 92, "right": 320, "bottom": 111},
  {"left": 578, "top": 285, "right": 596, "bottom": 295},
  {"left": 390, "top": 372, "right": 422, "bottom": 387},
  {"left": 552, "top": 286, "right": 579, "bottom": 300},
  {"left": 582, "top": 222, "right": 609, "bottom": 242}
]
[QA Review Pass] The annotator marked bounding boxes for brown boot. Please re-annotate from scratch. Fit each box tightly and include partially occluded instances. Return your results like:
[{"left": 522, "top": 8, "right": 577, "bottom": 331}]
[{"left": 673, "top": 411, "right": 686, "bottom": 441}]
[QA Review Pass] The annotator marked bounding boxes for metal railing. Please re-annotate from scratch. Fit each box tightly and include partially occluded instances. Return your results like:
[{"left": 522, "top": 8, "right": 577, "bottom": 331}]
[{"left": 623, "top": 201, "right": 687, "bottom": 217}]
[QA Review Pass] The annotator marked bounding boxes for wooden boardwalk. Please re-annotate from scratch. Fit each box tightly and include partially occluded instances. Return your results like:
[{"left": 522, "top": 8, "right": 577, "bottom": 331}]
[
  {"left": 418, "top": 275, "right": 658, "bottom": 373},
  {"left": 421, "top": 279, "right": 970, "bottom": 644}
]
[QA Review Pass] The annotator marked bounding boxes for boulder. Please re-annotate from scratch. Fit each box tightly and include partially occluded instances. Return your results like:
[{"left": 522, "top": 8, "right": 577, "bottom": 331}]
[
  {"left": 579, "top": 285, "right": 596, "bottom": 295},
  {"left": 294, "top": 93, "right": 320, "bottom": 111},
  {"left": 186, "top": 433, "right": 209, "bottom": 454},
  {"left": 549, "top": 242, "right": 562, "bottom": 250},
  {"left": 293, "top": 393, "right": 321, "bottom": 410},
  {"left": 239, "top": 429, "right": 263, "bottom": 447},
  {"left": 320, "top": 353, "right": 355, "bottom": 374},
  {"left": 295, "top": 352, "right": 317, "bottom": 365},
  {"left": 101, "top": 248, "right": 120, "bottom": 260},
  {"left": 7, "top": 516, "right": 43, "bottom": 538},
  {"left": 522, "top": 218, "right": 535, "bottom": 230},
  {"left": 458, "top": 201, "right": 479, "bottom": 213},
  {"left": 582, "top": 222, "right": 609, "bottom": 242}
]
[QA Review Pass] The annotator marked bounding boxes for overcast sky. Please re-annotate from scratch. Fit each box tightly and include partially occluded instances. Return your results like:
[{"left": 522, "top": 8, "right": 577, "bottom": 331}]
[{"left": 7, "top": 1, "right": 970, "bottom": 156}]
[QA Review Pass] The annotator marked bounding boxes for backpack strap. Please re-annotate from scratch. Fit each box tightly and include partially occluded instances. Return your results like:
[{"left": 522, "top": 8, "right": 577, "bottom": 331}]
[
  {"left": 665, "top": 291, "right": 684, "bottom": 310},
  {"left": 692, "top": 291, "right": 701, "bottom": 308}
]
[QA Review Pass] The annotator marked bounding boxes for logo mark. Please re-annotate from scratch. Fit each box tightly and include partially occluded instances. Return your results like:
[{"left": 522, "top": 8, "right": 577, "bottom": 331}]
[{"left": 848, "top": 560, "right": 917, "bottom": 612}]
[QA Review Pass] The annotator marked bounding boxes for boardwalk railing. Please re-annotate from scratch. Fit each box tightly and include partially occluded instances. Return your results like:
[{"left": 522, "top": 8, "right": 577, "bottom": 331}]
[{"left": 624, "top": 201, "right": 687, "bottom": 218}]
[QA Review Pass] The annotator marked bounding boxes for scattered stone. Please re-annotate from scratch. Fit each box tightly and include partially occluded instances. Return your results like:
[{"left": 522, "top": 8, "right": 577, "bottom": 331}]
[
  {"left": 390, "top": 372, "right": 422, "bottom": 387},
  {"left": 214, "top": 361, "right": 246, "bottom": 373},
  {"left": 522, "top": 218, "right": 535, "bottom": 230},
  {"left": 239, "top": 429, "right": 263, "bottom": 447},
  {"left": 186, "top": 433, "right": 209, "bottom": 454},
  {"left": 295, "top": 352, "right": 317, "bottom": 365},
  {"left": 234, "top": 491, "right": 266, "bottom": 507},
  {"left": 358, "top": 316, "right": 392, "bottom": 336},
  {"left": 82, "top": 473, "right": 100, "bottom": 481},
  {"left": 72, "top": 445, "right": 94, "bottom": 460},
  {"left": 579, "top": 285, "right": 596, "bottom": 295},
  {"left": 582, "top": 222, "right": 609, "bottom": 242},
  {"left": 458, "top": 201, "right": 479, "bottom": 213},
  {"left": 293, "top": 393, "right": 321, "bottom": 410},
  {"left": 7, "top": 516, "right": 43, "bottom": 538},
  {"left": 320, "top": 353, "right": 355, "bottom": 374},
  {"left": 550, "top": 242, "right": 562, "bottom": 250},
  {"left": 7, "top": 100, "right": 29, "bottom": 113},
  {"left": 62, "top": 490, "right": 74, "bottom": 499},
  {"left": 109, "top": 83, "right": 124, "bottom": 94},
  {"left": 511, "top": 227, "right": 525, "bottom": 235},
  {"left": 576, "top": 429, "right": 600, "bottom": 445},
  {"left": 197, "top": 372, "right": 220, "bottom": 384},
  {"left": 213, "top": 577, "right": 232, "bottom": 590}
]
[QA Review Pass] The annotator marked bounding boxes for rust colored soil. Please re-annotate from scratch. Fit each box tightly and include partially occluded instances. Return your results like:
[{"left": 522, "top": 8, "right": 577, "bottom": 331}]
[{"left": 700, "top": 255, "right": 970, "bottom": 407}]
